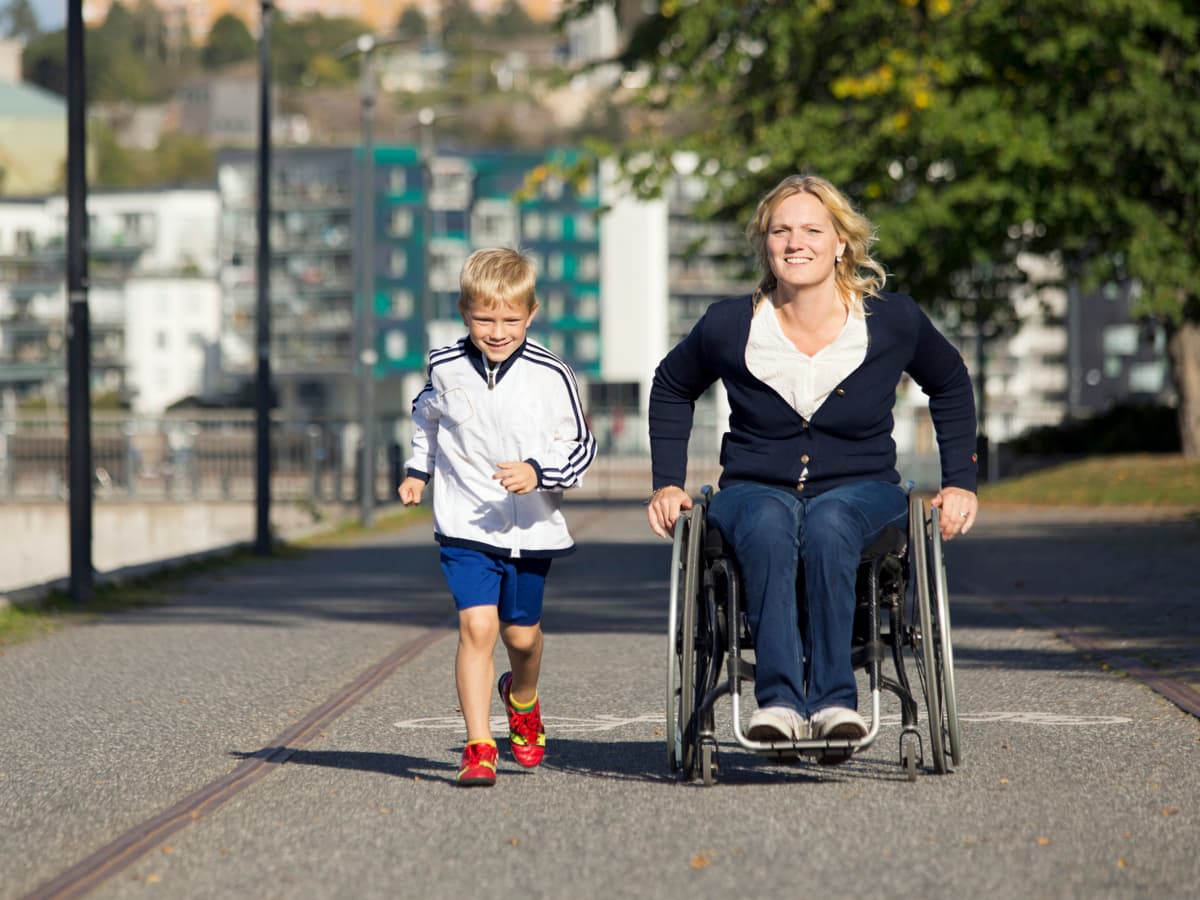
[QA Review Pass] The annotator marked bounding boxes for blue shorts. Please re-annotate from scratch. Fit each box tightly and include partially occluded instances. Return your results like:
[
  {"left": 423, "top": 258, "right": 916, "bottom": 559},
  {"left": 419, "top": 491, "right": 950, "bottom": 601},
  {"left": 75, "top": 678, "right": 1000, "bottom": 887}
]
[{"left": 439, "top": 546, "right": 553, "bottom": 627}]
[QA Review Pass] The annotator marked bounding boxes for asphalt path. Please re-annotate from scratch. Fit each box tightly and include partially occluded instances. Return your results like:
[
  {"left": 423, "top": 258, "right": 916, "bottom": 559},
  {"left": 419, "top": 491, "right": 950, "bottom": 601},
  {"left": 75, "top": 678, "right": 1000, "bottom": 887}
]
[{"left": 1, "top": 502, "right": 1197, "bottom": 899}]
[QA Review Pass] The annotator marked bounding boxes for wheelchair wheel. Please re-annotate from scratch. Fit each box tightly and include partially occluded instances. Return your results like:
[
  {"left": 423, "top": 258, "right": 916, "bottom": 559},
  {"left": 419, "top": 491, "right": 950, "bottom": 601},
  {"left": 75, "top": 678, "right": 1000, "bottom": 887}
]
[
  {"left": 928, "top": 506, "right": 963, "bottom": 767},
  {"left": 909, "top": 495, "right": 947, "bottom": 774},
  {"left": 666, "top": 504, "right": 705, "bottom": 775}
]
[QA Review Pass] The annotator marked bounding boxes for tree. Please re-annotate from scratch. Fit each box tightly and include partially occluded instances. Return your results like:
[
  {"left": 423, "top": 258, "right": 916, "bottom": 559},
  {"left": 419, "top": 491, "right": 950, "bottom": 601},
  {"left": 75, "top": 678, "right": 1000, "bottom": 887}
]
[
  {"left": 441, "top": 0, "right": 484, "bottom": 49},
  {"left": 569, "top": 0, "right": 1200, "bottom": 456},
  {"left": 397, "top": 6, "right": 427, "bottom": 40},
  {"left": 202, "top": 13, "right": 256, "bottom": 70},
  {"left": 492, "top": 0, "right": 535, "bottom": 37},
  {"left": 1, "top": 0, "right": 39, "bottom": 43},
  {"left": 271, "top": 13, "right": 365, "bottom": 87}
]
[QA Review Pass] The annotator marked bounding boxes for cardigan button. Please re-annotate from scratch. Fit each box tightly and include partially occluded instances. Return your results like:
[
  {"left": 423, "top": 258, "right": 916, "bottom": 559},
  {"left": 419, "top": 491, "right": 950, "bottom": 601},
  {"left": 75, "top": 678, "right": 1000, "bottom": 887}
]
[
  {"left": 836, "top": 388, "right": 846, "bottom": 396},
  {"left": 800, "top": 454, "right": 810, "bottom": 464},
  {"left": 796, "top": 482, "right": 805, "bottom": 492}
]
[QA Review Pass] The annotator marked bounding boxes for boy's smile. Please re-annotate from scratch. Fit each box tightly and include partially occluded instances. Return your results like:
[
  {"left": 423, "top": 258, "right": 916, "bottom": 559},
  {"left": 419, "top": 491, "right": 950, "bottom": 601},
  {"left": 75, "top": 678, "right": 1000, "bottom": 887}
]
[{"left": 463, "top": 299, "right": 538, "bottom": 364}]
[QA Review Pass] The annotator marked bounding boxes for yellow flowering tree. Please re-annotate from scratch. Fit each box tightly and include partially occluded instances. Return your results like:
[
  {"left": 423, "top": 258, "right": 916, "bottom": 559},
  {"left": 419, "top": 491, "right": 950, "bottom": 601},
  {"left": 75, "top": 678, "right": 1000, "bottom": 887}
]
[{"left": 568, "top": 0, "right": 1200, "bottom": 455}]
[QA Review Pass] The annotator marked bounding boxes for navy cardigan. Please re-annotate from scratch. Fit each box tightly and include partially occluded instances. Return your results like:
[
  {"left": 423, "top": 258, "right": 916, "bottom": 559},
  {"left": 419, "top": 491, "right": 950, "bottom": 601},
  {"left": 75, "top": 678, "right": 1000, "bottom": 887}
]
[{"left": 649, "top": 292, "right": 978, "bottom": 497}]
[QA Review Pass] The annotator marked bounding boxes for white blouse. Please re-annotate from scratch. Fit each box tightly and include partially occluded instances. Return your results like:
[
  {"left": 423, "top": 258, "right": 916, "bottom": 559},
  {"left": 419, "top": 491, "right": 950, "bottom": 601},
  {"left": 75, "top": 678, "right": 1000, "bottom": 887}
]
[{"left": 745, "top": 298, "right": 868, "bottom": 421}]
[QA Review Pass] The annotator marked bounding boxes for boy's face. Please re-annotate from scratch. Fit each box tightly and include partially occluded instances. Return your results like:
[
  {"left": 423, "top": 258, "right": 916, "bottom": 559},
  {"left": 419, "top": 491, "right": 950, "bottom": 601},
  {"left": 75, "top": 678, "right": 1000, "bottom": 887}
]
[{"left": 462, "top": 298, "right": 538, "bottom": 364}]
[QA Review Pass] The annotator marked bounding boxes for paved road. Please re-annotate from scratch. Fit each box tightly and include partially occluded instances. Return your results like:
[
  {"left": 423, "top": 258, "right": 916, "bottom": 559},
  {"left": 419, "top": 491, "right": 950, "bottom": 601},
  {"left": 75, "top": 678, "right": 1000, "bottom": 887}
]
[{"left": 1, "top": 503, "right": 1197, "bottom": 899}]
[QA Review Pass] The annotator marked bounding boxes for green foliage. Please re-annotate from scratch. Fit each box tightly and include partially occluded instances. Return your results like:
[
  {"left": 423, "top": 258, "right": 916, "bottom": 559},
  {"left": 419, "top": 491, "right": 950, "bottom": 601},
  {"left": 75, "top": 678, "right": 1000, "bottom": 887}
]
[
  {"left": 271, "top": 13, "right": 366, "bottom": 88},
  {"left": 397, "top": 7, "right": 428, "bottom": 39},
  {"left": 202, "top": 13, "right": 256, "bottom": 70},
  {"left": 583, "top": 0, "right": 1200, "bottom": 335},
  {"left": 92, "top": 122, "right": 215, "bottom": 189},
  {"left": 1006, "top": 403, "right": 1181, "bottom": 456},
  {"left": 1, "top": 0, "right": 39, "bottom": 42},
  {"left": 21, "top": 29, "right": 66, "bottom": 95}
]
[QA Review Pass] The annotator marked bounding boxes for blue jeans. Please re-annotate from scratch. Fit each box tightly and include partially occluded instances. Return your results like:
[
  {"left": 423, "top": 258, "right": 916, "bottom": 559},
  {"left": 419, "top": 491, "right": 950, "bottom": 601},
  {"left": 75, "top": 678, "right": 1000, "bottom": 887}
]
[{"left": 707, "top": 480, "right": 908, "bottom": 716}]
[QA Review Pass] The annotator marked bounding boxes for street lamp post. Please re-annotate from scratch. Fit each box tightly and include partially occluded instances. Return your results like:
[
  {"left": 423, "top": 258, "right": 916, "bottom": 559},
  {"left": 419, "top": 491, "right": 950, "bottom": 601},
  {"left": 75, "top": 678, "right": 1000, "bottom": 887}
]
[
  {"left": 66, "top": 0, "right": 93, "bottom": 601},
  {"left": 254, "top": 0, "right": 274, "bottom": 554},
  {"left": 351, "top": 34, "right": 380, "bottom": 528},
  {"left": 417, "top": 107, "right": 436, "bottom": 334},
  {"left": 340, "top": 33, "right": 414, "bottom": 527}
]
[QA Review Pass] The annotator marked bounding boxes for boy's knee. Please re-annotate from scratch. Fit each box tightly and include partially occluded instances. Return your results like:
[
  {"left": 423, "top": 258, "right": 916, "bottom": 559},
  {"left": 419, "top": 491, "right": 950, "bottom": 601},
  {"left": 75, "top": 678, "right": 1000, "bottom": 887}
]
[
  {"left": 501, "top": 622, "right": 542, "bottom": 655},
  {"left": 459, "top": 609, "right": 500, "bottom": 647}
]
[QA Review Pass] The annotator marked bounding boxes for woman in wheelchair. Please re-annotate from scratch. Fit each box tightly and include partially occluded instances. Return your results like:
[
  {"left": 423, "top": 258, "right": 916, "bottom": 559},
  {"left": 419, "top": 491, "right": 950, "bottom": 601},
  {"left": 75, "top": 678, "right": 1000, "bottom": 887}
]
[{"left": 647, "top": 173, "right": 978, "bottom": 762}]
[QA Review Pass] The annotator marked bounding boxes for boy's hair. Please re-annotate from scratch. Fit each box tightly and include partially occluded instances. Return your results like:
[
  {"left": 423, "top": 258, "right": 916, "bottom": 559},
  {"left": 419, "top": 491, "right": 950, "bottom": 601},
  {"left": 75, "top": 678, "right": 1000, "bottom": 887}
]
[
  {"left": 457, "top": 247, "right": 538, "bottom": 314},
  {"left": 746, "top": 174, "right": 888, "bottom": 315}
]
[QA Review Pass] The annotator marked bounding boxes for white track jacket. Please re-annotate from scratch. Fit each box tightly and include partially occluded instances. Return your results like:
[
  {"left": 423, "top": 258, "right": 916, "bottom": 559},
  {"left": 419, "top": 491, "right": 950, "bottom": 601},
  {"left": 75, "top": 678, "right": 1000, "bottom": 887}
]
[{"left": 404, "top": 337, "right": 597, "bottom": 558}]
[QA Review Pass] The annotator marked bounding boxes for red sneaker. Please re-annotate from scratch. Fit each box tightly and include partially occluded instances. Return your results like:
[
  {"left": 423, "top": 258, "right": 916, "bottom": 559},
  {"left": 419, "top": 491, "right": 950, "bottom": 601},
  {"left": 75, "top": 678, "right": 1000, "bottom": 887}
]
[
  {"left": 457, "top": 741, "right": 497, "bottom": 787},
  {"left": 497, "top": 672, "right": 546, "bottom": 767}
]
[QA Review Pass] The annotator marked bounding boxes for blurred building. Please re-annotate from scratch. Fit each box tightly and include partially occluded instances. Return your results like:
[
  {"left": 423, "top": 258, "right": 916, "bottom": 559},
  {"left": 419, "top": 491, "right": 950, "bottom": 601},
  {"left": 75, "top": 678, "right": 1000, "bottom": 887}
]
[
  {"left": 0, "top": 189, "right": 221, "bottom": 414},
  {"left": 0, "top": 79, "right": 68, "bottom": 197},
  {"left": 215, "top": 144, "right": 604, "bottom": 421}
]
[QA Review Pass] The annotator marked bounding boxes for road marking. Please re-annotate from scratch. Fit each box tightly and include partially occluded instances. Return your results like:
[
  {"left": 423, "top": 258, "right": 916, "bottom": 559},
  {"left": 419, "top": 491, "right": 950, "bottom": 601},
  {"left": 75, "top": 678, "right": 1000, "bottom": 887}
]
[
  {"left": 395, "top": 714, "right": 664, "bottom": 732},
  {"left": 394, "top": 710, "right": 1131, "bottom": 731}
]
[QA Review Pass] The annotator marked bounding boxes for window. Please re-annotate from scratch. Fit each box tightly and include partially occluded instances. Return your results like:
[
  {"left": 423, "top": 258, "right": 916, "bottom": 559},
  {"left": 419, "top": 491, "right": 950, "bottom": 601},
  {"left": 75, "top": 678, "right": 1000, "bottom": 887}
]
[
  {"left": 574, "top": 213, "right": 596, "bottom": 241},
  {"left": 385, "top": 331, "right": 407, "bottom": 360},
  {"left": 1102, "top": 324, "right": 1138, "bottom": 355},
  {"left": 576, "top": 294, "right": 598, "bottom": 321},
  {"left": 388, "top": 169, "right": 408, "bottom": 193},
  {"left": 578, "top": 253, "right": 599, "bottom": 281},
  {"left": 1128, "top": 361, "right": 1165, "bottom": 393},
  {"left": 392, "top": 289, "right": 414, "bottom": 317},
  {"left": 390, "top": 250, "right": 408, "bottom": 277},
  {"left": 523, "top": 212, "right": 543, "bottom": 239},
  {"left": 587, "top": 381, "right": 640, "bottom": 413},
  {"left": 575, "top": 332, "right": 598, "bottom": 361},
  {"left": 390, "top": 208, "right": 413, "bottom": 237}
]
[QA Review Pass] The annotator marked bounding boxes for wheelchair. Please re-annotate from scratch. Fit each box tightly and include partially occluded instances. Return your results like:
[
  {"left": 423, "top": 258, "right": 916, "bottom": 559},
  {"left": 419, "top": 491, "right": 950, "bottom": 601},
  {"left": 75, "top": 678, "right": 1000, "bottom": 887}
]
[{"left": 666, "top": 486, "right": 960, "bottom": 784}]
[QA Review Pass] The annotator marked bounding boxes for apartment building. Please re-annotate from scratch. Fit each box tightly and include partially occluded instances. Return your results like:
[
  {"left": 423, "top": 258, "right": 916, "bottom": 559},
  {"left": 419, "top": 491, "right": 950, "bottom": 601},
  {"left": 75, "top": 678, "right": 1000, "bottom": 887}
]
[
  {"left": 216, "top": 144, "right": 604, "bottom": 421},
  {"left": 0, "top": 189, "right": 221, "bottom": 414}
]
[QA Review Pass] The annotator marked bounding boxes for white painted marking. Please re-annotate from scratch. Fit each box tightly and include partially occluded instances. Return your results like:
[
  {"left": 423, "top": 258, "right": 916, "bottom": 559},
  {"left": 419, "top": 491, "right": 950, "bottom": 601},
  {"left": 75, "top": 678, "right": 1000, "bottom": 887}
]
[{"left": 394, "top": 710, "right": 1131, "bottom": 731}]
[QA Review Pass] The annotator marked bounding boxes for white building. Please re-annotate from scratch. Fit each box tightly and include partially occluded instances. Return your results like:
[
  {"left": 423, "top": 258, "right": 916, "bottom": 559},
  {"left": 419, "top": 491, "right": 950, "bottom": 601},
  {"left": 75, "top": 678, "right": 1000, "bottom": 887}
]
[{"left": 0, "top": 188, "right": 222, "bottom": 415}]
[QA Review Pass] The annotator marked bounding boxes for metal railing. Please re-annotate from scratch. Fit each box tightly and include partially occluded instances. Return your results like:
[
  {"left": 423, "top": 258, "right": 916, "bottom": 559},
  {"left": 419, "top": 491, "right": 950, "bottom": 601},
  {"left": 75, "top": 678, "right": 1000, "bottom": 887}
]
[{"left": 0, "top": 411, "right": 942, "bottom": 504}]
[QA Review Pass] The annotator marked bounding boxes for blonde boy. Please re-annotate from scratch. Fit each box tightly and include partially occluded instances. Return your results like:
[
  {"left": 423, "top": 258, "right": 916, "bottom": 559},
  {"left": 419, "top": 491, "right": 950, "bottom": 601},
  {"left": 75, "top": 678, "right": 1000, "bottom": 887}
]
[{"left": 399, "top": 247, "right": 596, "bottom": 786}]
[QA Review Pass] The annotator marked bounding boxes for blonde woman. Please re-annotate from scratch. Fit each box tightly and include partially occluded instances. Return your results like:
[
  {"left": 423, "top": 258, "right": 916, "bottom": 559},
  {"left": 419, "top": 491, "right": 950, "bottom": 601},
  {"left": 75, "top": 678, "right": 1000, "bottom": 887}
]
[{"left": 646, "top": 175, "right": 978, "bottom": 763}]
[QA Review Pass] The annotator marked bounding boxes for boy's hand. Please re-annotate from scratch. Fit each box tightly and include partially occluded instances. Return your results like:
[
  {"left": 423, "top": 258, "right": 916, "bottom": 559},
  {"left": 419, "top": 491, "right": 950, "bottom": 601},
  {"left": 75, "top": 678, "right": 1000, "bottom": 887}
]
[
  {"left": 398, "top": 476, "right": 425, "bottom": 506},
  {"left": 494, "top": 461, "right": 537, "bottom": 494}
]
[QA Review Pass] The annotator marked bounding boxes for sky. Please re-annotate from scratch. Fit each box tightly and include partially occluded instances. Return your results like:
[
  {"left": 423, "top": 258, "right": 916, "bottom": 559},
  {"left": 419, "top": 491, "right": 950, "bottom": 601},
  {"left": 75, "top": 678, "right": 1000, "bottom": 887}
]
[{"left": 31, "top": 0, "right": 65, "bottom": 32}]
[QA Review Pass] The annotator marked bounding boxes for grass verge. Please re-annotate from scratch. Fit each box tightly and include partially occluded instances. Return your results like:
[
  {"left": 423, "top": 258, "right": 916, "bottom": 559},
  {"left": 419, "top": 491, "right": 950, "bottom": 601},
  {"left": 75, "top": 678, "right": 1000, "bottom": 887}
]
[{"left": 979, "top": 453, "right": 1200, "bottom": 509}]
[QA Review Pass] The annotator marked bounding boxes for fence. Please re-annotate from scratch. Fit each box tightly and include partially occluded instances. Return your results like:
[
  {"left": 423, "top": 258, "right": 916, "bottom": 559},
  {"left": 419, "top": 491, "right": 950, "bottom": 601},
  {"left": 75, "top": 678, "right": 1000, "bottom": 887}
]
[
  {"left": 0, "top": 411, "right": 942, "bottom": 505},
  {"left": 0, "top": 411, "right": 718, "bottom": 504}
]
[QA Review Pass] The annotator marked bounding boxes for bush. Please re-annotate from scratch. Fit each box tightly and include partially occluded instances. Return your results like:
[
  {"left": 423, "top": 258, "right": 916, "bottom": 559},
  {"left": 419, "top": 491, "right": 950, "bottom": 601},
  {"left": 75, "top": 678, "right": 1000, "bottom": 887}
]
[{"left": 1006, "top": 403, "right": 1180, "bottom": 455}]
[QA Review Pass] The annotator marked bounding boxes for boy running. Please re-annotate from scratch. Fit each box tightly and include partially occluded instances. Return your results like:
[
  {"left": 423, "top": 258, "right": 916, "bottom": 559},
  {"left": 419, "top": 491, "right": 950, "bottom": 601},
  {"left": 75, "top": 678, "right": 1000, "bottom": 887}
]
[{"left": 398, "top": 247, "right": 596, "bottom": 786}]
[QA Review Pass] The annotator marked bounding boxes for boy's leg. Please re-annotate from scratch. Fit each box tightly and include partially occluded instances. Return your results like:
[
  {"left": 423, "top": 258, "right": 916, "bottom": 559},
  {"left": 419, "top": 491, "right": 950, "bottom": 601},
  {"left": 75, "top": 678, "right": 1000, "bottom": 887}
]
[
  {"left": 457, "top": 606, "right": 501, "bottom": 742},
  {"left": 496, "top": 557, "right": 551, "bottom": 767},
  {"left": 500, "top": 621, "right": 543, "bottom": 704}
]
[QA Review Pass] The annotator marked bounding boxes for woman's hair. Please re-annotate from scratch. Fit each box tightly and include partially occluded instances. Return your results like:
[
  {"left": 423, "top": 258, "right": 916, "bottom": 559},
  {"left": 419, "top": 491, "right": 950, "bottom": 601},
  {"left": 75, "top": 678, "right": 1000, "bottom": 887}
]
[
  {"left": 745, "top": 174, "right": 888, "bottom": 315},
  {"left": 458, "top": 247, "right": 538, "bottom": 313}
]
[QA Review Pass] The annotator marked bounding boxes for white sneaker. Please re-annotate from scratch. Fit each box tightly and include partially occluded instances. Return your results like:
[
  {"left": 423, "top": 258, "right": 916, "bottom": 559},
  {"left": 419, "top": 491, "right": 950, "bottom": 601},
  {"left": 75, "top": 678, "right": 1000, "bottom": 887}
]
[
  {"left": 810, "top": 706, "right": 867, "bottom": 765},
  {"left": 810, "top": 706, "right": 868, "bottom": 739},
  {"left": 747, "top": 705, "right": 809, "bottom": 741}
]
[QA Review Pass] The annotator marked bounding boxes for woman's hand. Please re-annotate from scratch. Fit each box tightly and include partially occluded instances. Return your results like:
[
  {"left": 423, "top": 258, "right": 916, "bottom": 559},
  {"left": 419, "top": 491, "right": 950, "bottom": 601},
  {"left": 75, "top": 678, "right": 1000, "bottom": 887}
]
[
  {"left": 646, "top": 485, "right": 693, "bottom": 539},
  {"left": 930, "top": 486, "right": 978, "bottom": 540}
]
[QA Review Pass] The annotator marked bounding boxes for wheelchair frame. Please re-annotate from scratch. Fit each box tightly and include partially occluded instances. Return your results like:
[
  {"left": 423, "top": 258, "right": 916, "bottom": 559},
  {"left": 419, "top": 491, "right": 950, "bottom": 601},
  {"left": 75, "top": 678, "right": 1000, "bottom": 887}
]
[{"left": 666, "top": 487, "right": 961, "bottom": 784}]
